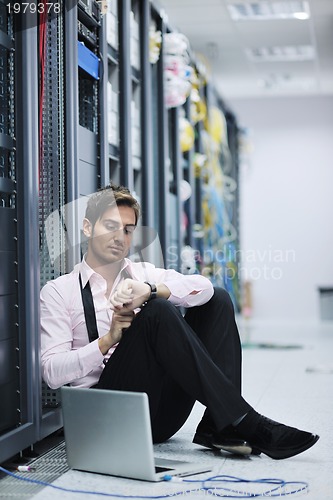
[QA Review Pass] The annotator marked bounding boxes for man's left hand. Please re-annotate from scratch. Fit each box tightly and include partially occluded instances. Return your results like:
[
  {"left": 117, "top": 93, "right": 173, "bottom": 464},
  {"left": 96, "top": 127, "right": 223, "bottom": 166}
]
[{"left": 109, "top": 279, "right": 151, "bottom": 311}]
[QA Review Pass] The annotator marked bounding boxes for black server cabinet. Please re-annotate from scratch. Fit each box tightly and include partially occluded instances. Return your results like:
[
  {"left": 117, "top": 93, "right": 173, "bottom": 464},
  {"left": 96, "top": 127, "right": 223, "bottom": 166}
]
[
  {"left": 0, "top": 0, "right": 18, "bottom": 439},
  {"left": 0, "top": 4, "right": 40, "bottom": 463}
]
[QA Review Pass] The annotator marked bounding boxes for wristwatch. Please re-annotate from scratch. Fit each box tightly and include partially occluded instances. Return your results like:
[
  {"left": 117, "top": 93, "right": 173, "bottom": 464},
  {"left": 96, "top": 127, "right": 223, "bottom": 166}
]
[{"left": 144, "top": 282, "right": 158, "bottom": 301}]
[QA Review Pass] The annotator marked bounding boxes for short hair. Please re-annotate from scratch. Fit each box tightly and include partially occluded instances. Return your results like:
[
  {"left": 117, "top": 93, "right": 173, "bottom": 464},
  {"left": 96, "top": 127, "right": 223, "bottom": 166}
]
[{"left": 85, "top": 184, "right": 141, "bottom": 227}]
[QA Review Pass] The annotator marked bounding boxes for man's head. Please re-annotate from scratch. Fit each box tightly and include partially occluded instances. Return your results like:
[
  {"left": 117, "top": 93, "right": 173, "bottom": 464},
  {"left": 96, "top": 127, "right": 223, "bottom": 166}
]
[
  {"left": 85, "top": 184, "right": 141, "bottom": 227},
  {"left": 83, "top": 184, "right": 141, "bottom": 267}
]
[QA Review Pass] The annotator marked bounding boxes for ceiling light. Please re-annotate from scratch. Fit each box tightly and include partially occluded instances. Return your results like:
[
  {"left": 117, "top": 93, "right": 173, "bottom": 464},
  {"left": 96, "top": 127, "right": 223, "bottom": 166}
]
[
  {"left": 293, "top": 11, "right": 310, "bottom": 20},
  {"left": 227, "top": 1, "right": 310, "bottom": 21},
  {"left": 246, "top": 45, "right": 316, "bottom": 62},
  {"left": 258, "top": 73, "right": 317, "bottom": 91}
]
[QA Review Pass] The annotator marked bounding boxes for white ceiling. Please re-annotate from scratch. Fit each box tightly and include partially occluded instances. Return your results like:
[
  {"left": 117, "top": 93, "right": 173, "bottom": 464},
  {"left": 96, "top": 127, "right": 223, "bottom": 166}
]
[{"left": 156, "top": 0, "right": 333, "bottom": 100}]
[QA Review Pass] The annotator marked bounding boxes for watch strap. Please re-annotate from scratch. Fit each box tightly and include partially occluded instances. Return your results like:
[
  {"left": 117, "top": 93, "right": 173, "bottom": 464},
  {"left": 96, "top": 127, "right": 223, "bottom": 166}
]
[{"left": 144, "top": 282, "right": 158, "bottom": 300}]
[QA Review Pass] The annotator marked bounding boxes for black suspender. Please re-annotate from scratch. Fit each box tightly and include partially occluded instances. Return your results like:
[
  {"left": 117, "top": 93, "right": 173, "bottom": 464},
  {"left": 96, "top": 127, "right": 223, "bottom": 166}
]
[
  {"left": 79, "top": 273, "right": 99, "bottom": 343},
  {"left": 79, "top": 268, "right": 132, "bottom": 343}
]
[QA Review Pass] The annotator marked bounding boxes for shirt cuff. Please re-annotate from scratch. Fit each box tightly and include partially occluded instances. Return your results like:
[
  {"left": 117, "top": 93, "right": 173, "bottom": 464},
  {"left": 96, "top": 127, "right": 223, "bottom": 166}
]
[
  {"left": 165, "top": 279, "right": 214, "bottom": 307},
  {"left": 78, "top": 338, "right": 105, "bottom": 372}
]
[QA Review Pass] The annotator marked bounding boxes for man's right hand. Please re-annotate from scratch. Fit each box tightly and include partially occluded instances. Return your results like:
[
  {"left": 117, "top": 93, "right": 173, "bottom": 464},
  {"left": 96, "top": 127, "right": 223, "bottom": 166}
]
[{"left": 98, "top": 309, "right": 135, "bottom": 355}]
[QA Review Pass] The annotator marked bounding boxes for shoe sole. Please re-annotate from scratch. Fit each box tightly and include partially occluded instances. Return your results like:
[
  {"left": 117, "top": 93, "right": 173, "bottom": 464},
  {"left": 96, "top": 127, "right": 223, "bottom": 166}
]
[
  {"left": 213, "top": 442, "right": 253, "bottom": 456},
  {"left": 256, "top": 434, "right": 320, "bottom": 460},
  {"left": 193, "top": 434, "right": 253, "bottom": 456}
]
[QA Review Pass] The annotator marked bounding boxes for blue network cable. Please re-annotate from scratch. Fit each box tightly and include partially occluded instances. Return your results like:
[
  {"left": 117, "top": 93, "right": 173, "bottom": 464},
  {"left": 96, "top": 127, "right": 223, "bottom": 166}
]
[{"left": 0, "top": 466, "right": 309, "bottom": 498}]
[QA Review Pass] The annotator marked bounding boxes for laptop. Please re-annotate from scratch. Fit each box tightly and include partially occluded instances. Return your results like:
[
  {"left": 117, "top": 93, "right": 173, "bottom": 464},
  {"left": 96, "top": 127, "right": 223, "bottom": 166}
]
[{"left": 61, "top": 386, "right": 212, "bottom": 482}]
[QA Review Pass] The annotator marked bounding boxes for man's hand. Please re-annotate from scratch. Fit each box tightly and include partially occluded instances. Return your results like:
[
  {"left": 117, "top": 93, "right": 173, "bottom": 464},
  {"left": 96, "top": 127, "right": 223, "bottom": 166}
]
[
  {"left": 98, "top": 308, "right": 135, "bottom": 355},
  {"left": 109, "top": 279, "right": 151, "bottom": 311},
  {"left": 99, "top": 279, "right": 171, "bottom": 356}
]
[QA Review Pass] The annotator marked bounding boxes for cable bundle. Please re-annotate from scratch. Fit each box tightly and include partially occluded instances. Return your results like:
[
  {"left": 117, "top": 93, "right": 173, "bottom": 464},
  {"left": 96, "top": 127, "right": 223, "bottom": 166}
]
[{"left": 163, "top": 33, "right": 193, "bottom": 108}]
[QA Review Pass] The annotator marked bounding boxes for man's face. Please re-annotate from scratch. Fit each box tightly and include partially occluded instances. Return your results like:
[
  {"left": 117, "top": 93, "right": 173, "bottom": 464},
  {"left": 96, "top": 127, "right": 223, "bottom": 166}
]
[{"left": 83, "top": 205, "right": 136, "bottom": 266}]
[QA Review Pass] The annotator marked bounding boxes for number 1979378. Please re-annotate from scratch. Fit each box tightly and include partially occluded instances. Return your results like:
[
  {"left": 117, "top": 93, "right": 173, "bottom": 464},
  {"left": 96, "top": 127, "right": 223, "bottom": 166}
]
[{"left": 6, "top": 3, "right": 61, "bottom": 14}]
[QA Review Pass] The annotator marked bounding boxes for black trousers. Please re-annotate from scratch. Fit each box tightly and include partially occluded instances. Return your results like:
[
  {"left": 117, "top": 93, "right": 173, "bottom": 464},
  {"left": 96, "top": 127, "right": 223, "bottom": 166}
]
[{"left": 95, "top": 288, "right": 252, "bottom": 443}]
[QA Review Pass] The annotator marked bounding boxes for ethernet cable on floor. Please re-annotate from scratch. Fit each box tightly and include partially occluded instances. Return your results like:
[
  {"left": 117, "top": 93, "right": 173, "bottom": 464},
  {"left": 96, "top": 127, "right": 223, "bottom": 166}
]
[{"left": 0, "top": 465, "right": 309, "bottom": 498}]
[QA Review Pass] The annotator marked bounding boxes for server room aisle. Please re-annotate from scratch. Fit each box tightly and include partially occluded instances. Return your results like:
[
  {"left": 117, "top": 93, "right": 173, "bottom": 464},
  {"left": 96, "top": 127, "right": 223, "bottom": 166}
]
[{"left": 1, "top": 320, "right": 332, "bottom": 500}]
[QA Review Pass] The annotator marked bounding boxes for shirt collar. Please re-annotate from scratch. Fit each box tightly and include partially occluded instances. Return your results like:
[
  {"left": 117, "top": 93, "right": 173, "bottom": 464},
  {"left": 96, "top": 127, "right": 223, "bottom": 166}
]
[{"left": 78, "top": 255, "right": 132, "bottom": 288}]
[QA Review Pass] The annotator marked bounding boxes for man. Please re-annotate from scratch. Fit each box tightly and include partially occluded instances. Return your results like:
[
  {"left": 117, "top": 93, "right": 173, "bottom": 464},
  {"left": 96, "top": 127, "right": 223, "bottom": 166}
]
[{"left": 41, "top": 184, "right": 319, "bottom": 459}]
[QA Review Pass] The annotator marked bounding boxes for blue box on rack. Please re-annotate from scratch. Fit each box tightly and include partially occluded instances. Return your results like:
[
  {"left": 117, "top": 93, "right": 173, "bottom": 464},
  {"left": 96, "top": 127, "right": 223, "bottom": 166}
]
[{"left": 78, "top": 41, "right": 99, "bottom": 80}]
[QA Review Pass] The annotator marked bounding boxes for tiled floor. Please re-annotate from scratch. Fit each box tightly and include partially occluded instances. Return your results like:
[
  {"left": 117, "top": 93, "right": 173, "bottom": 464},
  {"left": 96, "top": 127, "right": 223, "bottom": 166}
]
[{"left": 7, "top": 319, "right": 333, "bottom": 499}]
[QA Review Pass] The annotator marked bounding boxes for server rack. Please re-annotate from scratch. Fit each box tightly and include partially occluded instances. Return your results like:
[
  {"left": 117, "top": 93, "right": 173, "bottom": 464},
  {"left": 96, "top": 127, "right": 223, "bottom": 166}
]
[
  {"left": 39, "top": 1, "right": 68, "bottom": 439},
  {"left": 0, "top": 4, "right": 40, "bottom": 464},
  {"left": 140, "top": 0, "right": 154, "bottom": 231},
  {"left": 182, "top": 97, "right": 195, "bottom": 250},
  {"left": 225, "top": 109, "right": 241, "bottom": 311},
  {"left": 106, "top": 0, "right": 120, "bottom": 184},
  {"left": 105, "top": 0, "right": 167, "bottom": 266},
  {"left": 105, "top": 0, "right": 141, "bottom": 193},
  {"left": 168, "top": 106, "right": 182, "bottom": 270},
  {"left": 200, "top": 84, "right": 241, "bottom": 310},
  {"left": 150, "top": 4, "right": 169, "bottom": 266},
  {"left": 0, "top": 1, "right": 18, "bottom": 442}
]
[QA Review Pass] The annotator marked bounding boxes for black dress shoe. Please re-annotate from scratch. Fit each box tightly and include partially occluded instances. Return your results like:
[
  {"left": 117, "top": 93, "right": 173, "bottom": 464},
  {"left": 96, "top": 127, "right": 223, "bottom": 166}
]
[
  {"left": 235, "top": 410, "right": 320, "bottom": 460},
  {"left": 193, "top": 424, "right": 256, "bottom": 456},
  {"left": 212, "top": 425, "right": 262, "bottom": 455}
]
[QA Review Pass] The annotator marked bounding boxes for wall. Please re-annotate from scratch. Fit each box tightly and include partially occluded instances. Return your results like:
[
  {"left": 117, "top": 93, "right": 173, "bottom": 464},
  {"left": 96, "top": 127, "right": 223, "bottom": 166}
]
[{"left": 229, "top": 96, "right": 333, "bottom": 321}]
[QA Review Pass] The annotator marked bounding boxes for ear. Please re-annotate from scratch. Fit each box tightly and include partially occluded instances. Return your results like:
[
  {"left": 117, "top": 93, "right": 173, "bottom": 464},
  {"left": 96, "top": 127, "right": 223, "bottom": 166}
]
[{"left": 83, "top": 218, "right": 93, "bottom": 238}]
